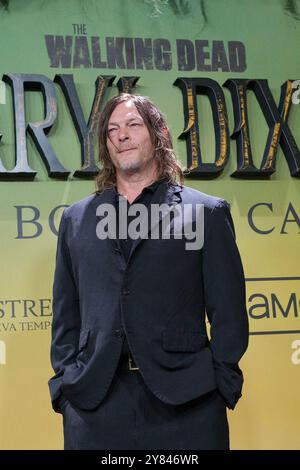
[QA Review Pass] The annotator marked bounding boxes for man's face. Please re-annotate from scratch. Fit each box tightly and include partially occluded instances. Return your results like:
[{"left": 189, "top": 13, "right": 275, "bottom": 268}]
[{"left": 106, "top": 100, "right": 156, "bottom": 174}]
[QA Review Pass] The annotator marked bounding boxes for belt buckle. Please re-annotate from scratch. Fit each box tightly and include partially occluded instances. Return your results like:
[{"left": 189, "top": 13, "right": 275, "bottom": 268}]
[{"left": 128, "top": 354, "right": 139, "bottom": 371}]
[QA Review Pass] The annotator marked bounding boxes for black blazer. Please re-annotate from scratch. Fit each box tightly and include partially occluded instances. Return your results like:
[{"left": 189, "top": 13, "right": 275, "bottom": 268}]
[{"left": 49, "top": 182, "right": 249, "bottom": 412}]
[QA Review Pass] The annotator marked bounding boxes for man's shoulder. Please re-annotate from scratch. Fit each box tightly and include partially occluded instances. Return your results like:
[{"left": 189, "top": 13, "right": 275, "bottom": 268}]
[
  {"left": 63, "top": 192, "right": 100, "bottom": 219},
  {"left": 180, "top": 185, "right": 226, "bottom": 210}
]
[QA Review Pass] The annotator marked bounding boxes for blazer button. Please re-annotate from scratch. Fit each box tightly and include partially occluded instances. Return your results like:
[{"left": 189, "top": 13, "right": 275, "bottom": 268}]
[
  {"left": 121, "top": 288, "right": 130, "bottom": 296},
  {"left": 114, "top": 329, "right": 124, "bottom": 338}
]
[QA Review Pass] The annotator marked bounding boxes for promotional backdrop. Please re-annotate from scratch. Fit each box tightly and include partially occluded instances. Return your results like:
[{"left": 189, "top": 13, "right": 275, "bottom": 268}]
[{"left": 0, "top": 0, "right": 299, "bottom": 449}]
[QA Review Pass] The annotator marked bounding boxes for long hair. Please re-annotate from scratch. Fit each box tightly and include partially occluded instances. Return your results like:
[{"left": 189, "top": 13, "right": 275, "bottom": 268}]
[{"left": 95, "top": 93, "right": 184, "bottom": 193}]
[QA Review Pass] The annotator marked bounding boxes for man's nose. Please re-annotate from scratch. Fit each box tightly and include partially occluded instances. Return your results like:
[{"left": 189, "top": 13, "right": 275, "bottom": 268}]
[{"left": 118, "top": 127, "right": 130, "bottom": 142}]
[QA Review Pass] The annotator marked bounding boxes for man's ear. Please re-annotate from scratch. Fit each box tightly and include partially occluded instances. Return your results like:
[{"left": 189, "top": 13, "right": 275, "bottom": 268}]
[{"left": 162, "top": 127, "right": 169, "bottom": 137}]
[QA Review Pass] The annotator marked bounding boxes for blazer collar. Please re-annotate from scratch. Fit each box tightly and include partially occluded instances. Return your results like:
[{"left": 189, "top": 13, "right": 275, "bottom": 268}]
[{"left": 92, "top": 181, "right": 183, "bottom": 261}]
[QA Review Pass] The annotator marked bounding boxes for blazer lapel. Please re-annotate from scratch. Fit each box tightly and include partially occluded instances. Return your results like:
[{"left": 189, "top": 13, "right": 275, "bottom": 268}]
[
  {"left": 128, "top": 182, "right": 183, "bottom": 260},
  {"left": 92, "top": 187, "right": 122, "bottom": 253},
  {"left": 92, "top": 182, "right": 183, "bottom": 262}
]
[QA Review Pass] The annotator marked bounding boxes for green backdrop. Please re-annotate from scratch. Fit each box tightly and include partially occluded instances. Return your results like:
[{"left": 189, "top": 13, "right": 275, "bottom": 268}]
[{"left": 0, "top": 0, "right": 299, "bottom": 449}]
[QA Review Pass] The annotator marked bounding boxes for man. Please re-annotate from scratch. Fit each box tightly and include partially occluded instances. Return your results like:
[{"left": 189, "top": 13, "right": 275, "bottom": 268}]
[{"left": 49, "top": 93, "right": 249, "bottom": 450}]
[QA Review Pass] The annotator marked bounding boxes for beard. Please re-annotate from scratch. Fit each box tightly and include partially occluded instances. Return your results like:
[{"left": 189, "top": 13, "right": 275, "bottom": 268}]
[{"left": 117, "top": 156, "right": 144, "bottom": 173}]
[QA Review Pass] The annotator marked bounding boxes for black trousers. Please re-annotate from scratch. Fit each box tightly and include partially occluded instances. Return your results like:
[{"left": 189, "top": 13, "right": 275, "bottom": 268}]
[{"left": 62, "top": 345, "right": 229, "bottom": 450}]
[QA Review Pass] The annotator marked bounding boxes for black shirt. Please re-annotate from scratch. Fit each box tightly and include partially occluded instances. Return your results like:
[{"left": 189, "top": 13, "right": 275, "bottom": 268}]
[{"left": 113, "top": 178, "right": 165, "bottom": 263}]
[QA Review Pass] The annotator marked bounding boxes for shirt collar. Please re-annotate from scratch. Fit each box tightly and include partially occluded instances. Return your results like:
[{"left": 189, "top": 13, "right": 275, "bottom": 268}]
[{"left": 113, "top": 177, "right": 167, "bottom": 198}]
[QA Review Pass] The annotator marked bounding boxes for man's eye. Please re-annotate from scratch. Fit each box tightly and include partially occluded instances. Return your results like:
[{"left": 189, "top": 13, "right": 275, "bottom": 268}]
[
  {"left": 108, "top": 128, "right": 117, "bottom": 133},
  {"left": 130, "top": 122, "right": 140, "bottom": 127}
]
